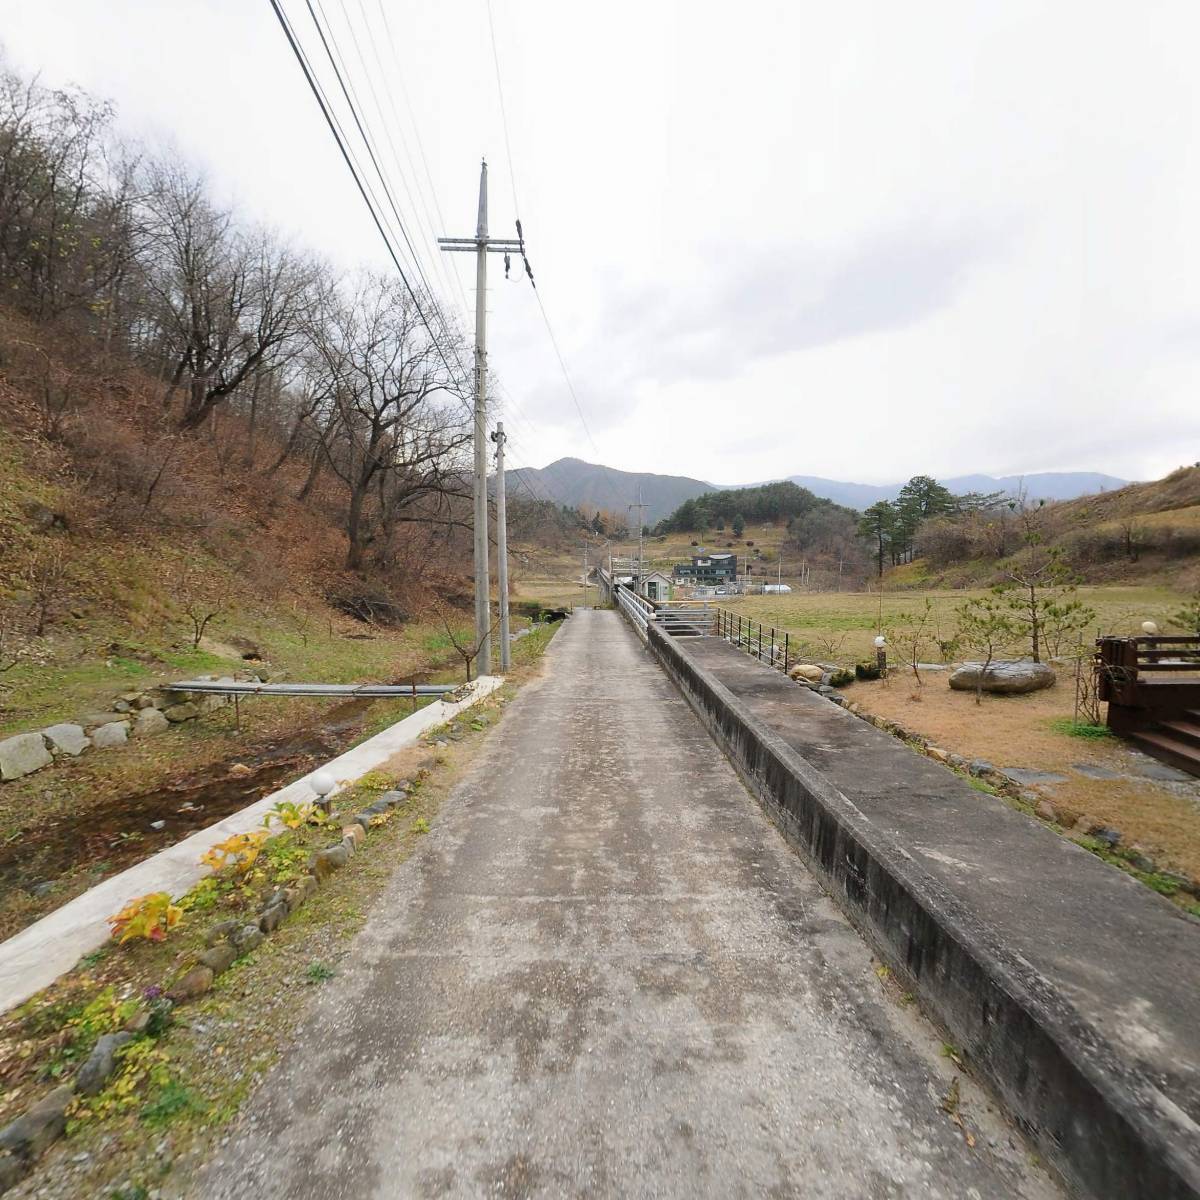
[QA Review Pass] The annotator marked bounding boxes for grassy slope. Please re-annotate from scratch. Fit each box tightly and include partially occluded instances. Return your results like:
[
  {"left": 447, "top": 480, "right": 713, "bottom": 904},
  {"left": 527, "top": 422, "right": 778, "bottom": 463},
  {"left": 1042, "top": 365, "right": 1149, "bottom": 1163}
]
[{"left": 0, "top": 417, "right": 476, "bottom": 737}]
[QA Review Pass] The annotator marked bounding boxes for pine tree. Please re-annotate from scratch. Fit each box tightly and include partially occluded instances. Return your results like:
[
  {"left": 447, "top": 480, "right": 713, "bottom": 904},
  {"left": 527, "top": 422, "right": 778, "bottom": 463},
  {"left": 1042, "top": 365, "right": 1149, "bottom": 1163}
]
[{"left": 857, "top": 502, "right": 895, "bottom": 577}]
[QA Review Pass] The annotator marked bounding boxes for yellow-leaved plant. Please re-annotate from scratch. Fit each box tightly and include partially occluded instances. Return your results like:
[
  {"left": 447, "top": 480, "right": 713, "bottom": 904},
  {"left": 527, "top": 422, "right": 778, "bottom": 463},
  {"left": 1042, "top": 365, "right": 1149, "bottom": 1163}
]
[
  {"left": 107, "top": 892, "right": 183, "bottom": 944},
  {"left": 262, "top": 800, "right": 328, "bottom": 830},
  {"left": 200, "top": 830, "right": 269, "bottom": 874}
]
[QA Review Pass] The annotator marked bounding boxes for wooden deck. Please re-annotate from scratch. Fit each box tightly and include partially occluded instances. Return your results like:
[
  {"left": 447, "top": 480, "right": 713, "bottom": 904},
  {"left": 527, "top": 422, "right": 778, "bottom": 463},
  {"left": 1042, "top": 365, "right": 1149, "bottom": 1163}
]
[{"left": 1097, "top": 635, "right": 1200, "bottom": 776}]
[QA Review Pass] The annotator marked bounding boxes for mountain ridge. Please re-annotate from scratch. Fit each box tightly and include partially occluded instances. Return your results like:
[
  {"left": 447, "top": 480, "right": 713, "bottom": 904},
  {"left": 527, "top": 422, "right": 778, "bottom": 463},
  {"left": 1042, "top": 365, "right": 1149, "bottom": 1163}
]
[{"left": 509, "top": 457, "right": 1129, "bottom": 524}]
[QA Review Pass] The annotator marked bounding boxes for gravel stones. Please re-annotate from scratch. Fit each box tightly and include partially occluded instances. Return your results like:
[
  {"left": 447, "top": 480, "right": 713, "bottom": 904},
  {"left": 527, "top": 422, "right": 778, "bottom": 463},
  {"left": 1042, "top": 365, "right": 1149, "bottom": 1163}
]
[
  {"left": 230, "top": 926, "right": 265, "bottom": 956},
  {"left": 258, "top": 903, "right": 286, "bottom": 934},
  {"left": 205, "top": 919, "right": 240, "bottom": 946},
  {"left": 198, "top": 943, "right": 238, "bottom": 975},
  {"left": 311, "top": 844, "right": 350, "bottom": 879},
  {"left": 132, "top": 707, "right": 170, "bottom": 736},
  {"left": 0, "top": 1084, "right": 73, "bottom": 1160},
  {"left": 172, "top": 966, "right": 215, "bottom": 1001}
]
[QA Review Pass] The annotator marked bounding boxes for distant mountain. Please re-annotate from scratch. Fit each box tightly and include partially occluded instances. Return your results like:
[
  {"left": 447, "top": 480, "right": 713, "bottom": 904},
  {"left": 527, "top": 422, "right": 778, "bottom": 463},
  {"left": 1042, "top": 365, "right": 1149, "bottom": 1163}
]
[
  {"left": 508, "top": 458, "right": 713, "bottom": 526},
  {"left": 776, "top": 472, "right": 1130, "bottom": 508},
  {"left": 508, "top": 458, "right": 1129, "bottom": 524}
]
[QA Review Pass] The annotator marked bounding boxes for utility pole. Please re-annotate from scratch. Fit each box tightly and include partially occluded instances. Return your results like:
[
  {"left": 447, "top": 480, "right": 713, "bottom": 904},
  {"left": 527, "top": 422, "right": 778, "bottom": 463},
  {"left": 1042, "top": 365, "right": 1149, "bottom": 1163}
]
[
  {"left": 582, "top": 541, "right": 589, "bottom": 607},
  {"left": 628, "top": 488, "right": 648, "bottom": 591},
  {"left": 439, "top": 161, "right": 522, "bottom": 677},
  {"left": 491, "top": 422, "right": 511, "bottom": 671}
]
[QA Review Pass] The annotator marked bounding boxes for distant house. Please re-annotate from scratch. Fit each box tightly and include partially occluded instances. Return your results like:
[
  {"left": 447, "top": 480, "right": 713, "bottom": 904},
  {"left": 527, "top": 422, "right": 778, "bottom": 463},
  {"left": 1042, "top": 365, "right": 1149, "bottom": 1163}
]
[
  {"left": 637, "top": 570, "right": 673, "bottom": 602},
  {"left": 673, "top": 552, "right": 737, "bottom": 586}
]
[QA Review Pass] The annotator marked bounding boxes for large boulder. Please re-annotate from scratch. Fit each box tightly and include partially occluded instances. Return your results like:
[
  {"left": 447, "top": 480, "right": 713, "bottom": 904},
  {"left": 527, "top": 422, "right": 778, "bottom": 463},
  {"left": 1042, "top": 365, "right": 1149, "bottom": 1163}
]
[
  {"left": 90, "top": 721, "right": 129, "bottom": 749},
  {"left": 163, "top": 701, "right": 203, "bottom": 723},
  {"left": 133, "top": 707, "right": 170, "bottom": 737},
  {"left": 0, "top": 733, "right": 52, "bottom": 781},
  {"left": 949, "top": 661, "right": 1057, "bottom": 695},
  {"left": 42, "top": 723, "right": 89, "bottom": 757},
  {"left": 788, "top": 664, "right": 823, "bottom": 683}
]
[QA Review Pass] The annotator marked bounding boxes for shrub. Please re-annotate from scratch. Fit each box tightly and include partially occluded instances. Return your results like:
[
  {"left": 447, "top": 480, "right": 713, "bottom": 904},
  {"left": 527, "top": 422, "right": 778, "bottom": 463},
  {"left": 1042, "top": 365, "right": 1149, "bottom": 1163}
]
[
  {"left": 107, "top": 893, "right": 183, "bottom": 944},
  {"left": 263, "top": 800, "right": 328, "bottom": 830},
  {"left": 855, "top": 661, "right": 882, "bottom": 681},
  {"left": 200, "top": 830, "right": 269, "bottom": 874},
  {"left": 829, "top": 668, "right": 855, "bottom": 687}
]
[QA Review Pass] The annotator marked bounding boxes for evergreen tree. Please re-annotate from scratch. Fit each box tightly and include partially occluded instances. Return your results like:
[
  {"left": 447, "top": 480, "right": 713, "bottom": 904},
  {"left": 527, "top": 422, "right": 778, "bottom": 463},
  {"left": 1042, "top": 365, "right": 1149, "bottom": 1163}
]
[
  {"left": 857, "top": 502, "right": 896, "bottom": 578},
  {"left": 732, "top": 513, "right": 746, "bottom": 537}
]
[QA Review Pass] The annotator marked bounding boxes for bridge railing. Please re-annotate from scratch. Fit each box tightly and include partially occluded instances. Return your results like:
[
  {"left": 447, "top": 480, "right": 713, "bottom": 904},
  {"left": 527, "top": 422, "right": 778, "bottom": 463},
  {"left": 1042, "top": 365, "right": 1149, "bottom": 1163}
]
[
  {"left": 714, "top": 608, "right": 792, "bottom": 674},
  {"left": 616, "top": 585, "right": 655, "bottom": 641},
  {"left": 615, "top": 588, "right": 717, "bottom": 642}
]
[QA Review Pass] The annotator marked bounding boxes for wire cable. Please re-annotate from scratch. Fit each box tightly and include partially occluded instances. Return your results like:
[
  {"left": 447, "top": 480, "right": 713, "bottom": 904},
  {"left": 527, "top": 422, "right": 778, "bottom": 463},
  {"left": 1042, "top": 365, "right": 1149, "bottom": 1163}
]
[{"left": 268, "top": 0, "right": 471, "bottom": 397}]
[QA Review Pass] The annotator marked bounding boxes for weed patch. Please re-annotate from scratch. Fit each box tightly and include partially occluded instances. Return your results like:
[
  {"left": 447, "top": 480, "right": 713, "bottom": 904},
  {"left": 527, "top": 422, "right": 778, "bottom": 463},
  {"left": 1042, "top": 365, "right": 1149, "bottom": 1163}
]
[{"left": 1049, "top": 718, "right": 1114, "bottom": 740}]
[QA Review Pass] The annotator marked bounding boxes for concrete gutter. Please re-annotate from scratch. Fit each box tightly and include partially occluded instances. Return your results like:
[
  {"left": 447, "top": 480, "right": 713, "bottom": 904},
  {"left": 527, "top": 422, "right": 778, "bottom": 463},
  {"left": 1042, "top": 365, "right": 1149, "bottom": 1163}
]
[
  {"left": 0, "top": 676, "right": 503, "bottom": 1016},
  {"left": 643, "top": 624, "right": 1199, "bottom": 1200}
]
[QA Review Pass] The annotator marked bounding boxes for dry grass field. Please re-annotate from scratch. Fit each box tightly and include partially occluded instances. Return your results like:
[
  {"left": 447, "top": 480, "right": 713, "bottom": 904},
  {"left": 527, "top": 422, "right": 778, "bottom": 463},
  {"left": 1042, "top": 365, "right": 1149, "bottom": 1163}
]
[
  {"left": 729, "top": 584, "right": 1187, "bottom": 663},
  {"left": 852, "top": 676, "right": 1200, "bottom": 882}
]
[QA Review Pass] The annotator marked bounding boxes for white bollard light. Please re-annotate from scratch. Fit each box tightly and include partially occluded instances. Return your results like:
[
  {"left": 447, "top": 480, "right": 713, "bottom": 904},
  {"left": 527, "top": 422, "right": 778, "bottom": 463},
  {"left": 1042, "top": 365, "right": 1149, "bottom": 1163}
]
[{"left": 310, "top": 770, "right": 336, "bottom": 812}]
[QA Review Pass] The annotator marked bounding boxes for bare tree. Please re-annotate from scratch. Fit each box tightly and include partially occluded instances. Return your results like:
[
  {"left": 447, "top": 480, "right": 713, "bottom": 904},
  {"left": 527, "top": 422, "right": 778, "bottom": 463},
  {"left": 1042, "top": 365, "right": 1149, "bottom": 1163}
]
[
  {"left": 23, "top": 543, "right": 69, "bottom": 638},
  {"left": 139, "top": 160, "right": 314, "bottom": 430},
  {"left": 433, "top": 601, "right": 499, "bottom": 682},
  {"left": 305, "top": 275, "right": 470, "bottom": 571},
  {"left": 171, "top": 562, "right": 229, "bottom": 648}
]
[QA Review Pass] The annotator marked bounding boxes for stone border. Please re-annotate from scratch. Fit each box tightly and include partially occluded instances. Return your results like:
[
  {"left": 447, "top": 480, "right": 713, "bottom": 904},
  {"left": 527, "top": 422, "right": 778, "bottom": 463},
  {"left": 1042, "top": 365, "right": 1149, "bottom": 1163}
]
[
  {"left": 643, "top": 622, "right": 1200, "bottom": 1200},
  {"left": 0, "top": 677, "right": 504, "bottom": 1016},
  {"left": 0, "top": 779, "right": 416, "bottom": 1194},
  {"left": 0, "top": 675, "right": 254, "bottom": 784}
]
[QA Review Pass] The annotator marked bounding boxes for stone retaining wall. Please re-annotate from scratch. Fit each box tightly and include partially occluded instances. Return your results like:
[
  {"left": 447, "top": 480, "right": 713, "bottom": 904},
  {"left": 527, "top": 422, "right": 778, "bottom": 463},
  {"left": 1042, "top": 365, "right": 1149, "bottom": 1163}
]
[{"left": 0, "top": 675, "right": 257, "bottom": 783}]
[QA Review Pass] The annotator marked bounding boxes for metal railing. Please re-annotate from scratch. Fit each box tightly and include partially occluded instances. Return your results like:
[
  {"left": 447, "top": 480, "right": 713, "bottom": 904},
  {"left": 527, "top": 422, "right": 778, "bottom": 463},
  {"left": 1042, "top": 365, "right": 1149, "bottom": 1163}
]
[
  {"left": 616, "top": 585, "right": 655, "bottom": 640},
  {"left": 653, "top": 603, "right": 716, "bottom": 637},
  {"left": 615, "top": 588, "right": 716, "bottom": 641},
  {"left": 714, "top": 608, "right": 792, "bottom": 674}
]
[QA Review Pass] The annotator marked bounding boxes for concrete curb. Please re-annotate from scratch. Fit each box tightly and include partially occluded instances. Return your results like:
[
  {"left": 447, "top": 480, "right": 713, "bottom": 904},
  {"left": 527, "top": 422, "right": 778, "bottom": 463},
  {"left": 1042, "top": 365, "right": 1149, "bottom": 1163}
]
[
  {"left": 645, "top": 623, "right": 1199, "bottom": 1200},
  {"left": 0, "top": 677, "right": 503, "bottom": 1017}
]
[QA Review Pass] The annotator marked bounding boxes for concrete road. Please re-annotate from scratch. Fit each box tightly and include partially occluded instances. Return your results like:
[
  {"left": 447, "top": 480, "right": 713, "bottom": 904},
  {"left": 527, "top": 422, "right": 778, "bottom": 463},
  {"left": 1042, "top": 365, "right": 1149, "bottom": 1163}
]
[{"left": 198, "top": 609, "right": 1058, "bottom": 1200}]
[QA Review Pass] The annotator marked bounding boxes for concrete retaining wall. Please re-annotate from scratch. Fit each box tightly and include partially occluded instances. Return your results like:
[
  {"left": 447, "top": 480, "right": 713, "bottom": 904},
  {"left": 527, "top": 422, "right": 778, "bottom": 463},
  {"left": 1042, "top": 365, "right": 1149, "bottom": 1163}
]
[{"left": 644, "top": 623, "right": 1199, "bottom": 1200}]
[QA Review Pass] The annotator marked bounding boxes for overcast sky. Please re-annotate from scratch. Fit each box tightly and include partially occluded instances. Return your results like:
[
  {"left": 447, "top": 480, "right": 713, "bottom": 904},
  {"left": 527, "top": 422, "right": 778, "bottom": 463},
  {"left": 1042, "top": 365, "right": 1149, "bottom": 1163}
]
[{"left": 5, "top": 0, "right": 1200, "bottom": 485}]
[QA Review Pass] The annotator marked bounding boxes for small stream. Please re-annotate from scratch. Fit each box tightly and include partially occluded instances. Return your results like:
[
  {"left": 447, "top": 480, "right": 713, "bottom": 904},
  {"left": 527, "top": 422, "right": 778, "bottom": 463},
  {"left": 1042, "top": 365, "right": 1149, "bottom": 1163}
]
[{"left": 0, "top": 678, "right": 438, "bottom": 930}]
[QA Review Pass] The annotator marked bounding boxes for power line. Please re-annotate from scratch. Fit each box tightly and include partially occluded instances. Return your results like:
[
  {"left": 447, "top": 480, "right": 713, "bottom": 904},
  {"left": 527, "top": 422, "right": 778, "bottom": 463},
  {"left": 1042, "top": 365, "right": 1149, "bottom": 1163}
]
[
  {"left": 268, "top": 0, "right": 470, "bottom": 398},
  {"left": 274, "top": 0, "right": 581, "bottom": 534},
  {"left": 343, "top": 0, "right": 466, "bottom": 310},
  {"left": 484, "top": 0, "right": 521, "bottom": 219},
  {"left": 481, "top": 0, "right": 600, "bottom": 461},
  {"left": 373, "top": 0, "right": 473, "bottom": 319},
  {"left": 307, "top": 0, "right": 450, "bottom": 333},
  {"left": 529, "top": 286, "right": 599, "bottom": 458}
]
